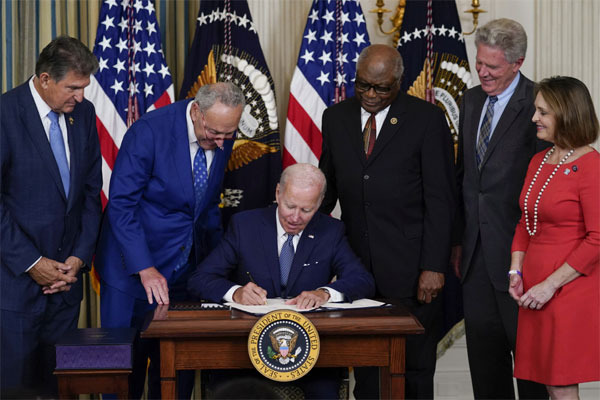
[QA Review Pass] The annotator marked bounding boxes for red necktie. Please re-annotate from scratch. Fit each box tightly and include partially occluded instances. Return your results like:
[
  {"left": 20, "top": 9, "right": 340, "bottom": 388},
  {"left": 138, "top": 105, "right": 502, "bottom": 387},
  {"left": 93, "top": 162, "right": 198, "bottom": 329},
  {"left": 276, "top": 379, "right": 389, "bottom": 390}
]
[{"left": 363, "top": 113, "right": 376, "bottom": 158}]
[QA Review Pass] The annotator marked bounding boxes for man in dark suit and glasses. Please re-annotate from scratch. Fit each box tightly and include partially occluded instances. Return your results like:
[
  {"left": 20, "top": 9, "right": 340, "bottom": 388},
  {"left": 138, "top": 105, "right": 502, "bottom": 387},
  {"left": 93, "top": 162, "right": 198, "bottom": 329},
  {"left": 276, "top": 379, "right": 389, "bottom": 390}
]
[
  {"left": 319, "top": 44, "right": 456, "bottom": 399},
  {"left": 1, "top": 36, "right": 102, "bottom": 396},
  {"left": 453, "top": 18, "right": 549, "bottom": 399}
]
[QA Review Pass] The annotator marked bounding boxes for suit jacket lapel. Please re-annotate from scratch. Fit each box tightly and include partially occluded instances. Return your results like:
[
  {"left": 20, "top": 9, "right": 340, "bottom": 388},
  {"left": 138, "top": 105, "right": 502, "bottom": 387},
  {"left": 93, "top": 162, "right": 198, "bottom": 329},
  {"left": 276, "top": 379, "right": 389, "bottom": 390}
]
[
  {"left": 64, "top": 112, "right": 78, "bottom": 210},
  {"left": 171, "top": 101, "right": 195, "bottom": 215},
  {"left": 261, "top": 207, "right": 282, "bottom": 297},
  {"left": 344, "top": 99, "right": 368, "bottom": 164},
  {"left": 19, "top": 88, "right": 68, "bottom": 201},
  {"left": 285, "top": 214, "right": 319, "bottom": 290},
  {"left": 481, "top": 75, "right": 529, "bottom": 169},
  {"left": 198, "top": 145, "right": 225, "bottom": 212},
  {"left": 367, "top": 95, "right": 408, "bottom": 163},
  {"left": 465, "top": 89, "right": 487, "bottom": 173}
]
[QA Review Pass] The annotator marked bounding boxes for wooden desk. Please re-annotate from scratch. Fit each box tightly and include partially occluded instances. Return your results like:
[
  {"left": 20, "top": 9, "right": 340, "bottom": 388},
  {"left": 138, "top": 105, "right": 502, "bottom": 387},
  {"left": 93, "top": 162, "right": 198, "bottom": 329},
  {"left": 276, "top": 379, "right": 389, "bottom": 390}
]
[
  {"left": 54, "top": 368, "right": 130, "bottom": 399},
  {"left": 141, "top": 304, "right": 423, "bottom": 399}
]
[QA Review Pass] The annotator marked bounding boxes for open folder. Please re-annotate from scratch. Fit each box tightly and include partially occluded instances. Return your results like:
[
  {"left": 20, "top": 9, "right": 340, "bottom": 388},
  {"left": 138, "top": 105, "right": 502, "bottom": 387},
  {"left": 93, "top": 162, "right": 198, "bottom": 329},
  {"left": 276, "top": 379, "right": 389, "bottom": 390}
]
[{"left": 224, "top": 297, "right": 390, "bottom": 316}]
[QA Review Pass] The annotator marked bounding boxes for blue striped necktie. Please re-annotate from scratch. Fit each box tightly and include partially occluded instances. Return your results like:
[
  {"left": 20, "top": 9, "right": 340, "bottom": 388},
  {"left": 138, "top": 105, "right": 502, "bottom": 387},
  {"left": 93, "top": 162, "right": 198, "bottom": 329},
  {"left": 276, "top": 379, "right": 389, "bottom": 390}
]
[
  {"left": 476, "top": 95, "right": 498, "bottom": 168},
  {"left": 47, "top": 111, "right": 70, "bottom": 195},
  {"left": 280, "top": 234, "right": 295, "bottom": 287}
]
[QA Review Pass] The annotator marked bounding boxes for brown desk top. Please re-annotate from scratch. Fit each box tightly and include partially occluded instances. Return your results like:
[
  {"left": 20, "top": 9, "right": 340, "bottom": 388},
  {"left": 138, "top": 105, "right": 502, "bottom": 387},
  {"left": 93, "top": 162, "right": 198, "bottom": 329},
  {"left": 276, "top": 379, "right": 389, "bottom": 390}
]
[{"left": 141, "top": 303, "right": 424, "bottom": 339}]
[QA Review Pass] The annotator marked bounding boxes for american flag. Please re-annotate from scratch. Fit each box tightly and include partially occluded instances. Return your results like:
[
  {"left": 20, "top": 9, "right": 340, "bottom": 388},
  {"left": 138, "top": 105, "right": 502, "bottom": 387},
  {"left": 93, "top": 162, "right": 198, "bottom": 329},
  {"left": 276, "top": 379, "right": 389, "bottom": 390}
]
[
  {"left": 85, "top": 0, "right": 174, "bottom": 206},
  {"left": 179, "top": 0, "right": 281, "bottom": 226},
  {"left": 283, "top": 0, "right": 370, "bottom": 168},
  {"left": 397, "top": 0, "right": 472, "bottom": 145}
]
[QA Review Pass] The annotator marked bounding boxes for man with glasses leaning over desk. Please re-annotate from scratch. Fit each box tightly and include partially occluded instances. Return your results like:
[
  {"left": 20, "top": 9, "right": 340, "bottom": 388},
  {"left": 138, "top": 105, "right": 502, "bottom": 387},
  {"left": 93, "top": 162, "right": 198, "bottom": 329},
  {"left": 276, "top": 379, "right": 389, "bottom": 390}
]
[{"left": 95, "top": 82, "right": 244, "bottom": 399}]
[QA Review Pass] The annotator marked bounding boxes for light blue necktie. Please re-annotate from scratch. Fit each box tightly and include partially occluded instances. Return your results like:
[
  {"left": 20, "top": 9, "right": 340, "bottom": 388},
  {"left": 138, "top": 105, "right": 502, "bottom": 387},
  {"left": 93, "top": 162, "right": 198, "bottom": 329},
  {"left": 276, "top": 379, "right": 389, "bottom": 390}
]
[
  {"left": 174, "top": 146, "right": 208, "bottom": 272},
  {"left": 279, "top": 234, "right": 295, "bottom": 287},
  {"left": 47, "top": 111, "right": 70, "bottom": 195},
  {"left": 476, "top": 96, "right": 498, "bottom": 169}
]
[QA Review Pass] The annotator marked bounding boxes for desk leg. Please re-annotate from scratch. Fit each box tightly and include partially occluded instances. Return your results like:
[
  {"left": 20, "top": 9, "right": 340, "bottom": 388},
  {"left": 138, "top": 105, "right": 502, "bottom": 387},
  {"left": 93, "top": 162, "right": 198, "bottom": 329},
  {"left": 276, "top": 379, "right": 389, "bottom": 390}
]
[
  {"left": 381, "top": 336, "right": 406, "bottom": 399},
  {"left": 160, "top": 340, "right": 176, "bottom": 399}
]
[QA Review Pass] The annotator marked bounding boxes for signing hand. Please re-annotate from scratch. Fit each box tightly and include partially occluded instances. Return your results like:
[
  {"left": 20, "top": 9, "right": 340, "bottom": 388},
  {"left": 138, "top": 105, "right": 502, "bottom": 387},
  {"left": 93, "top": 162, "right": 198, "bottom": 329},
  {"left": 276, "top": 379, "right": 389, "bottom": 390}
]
[
  {"left": 518, "top": 279, "right": 558, "bottom": 310},
  {"left": 29, "top": 257, "right": 76, "bottom": 288},
  {"left": 508, "top": 272, "right": 524, "bottom": 302},
  {"left": 232, "top": 282, "right": 267, "bottom": 305},
  {"left": 286, "top": 289, "right": 330, "bottom": 310},
  {"left": 417, "top": 270, "right": 444, "bottom": 304},
  {"left": 139, "top": 266, "right": 169, "bottom": 305}
]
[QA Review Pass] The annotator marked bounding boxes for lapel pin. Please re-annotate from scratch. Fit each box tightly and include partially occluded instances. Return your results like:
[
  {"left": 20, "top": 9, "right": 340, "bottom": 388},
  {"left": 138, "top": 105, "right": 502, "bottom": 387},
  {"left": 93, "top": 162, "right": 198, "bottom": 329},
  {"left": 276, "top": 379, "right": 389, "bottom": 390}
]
[
  {"left": 572, "top": 165, "right": 578, "bottom": 172},
  {"left": 564, "top": 168, "right": 571, "bottom": 175},
  {"left": 390, "top": 117, "right": 398, "bottom": 125},
  {"left": 308, "top": 234, "right": 314, "bottom": 239},
  {"left": 69, "top": 117, "right": 74, "bottom": 125}
]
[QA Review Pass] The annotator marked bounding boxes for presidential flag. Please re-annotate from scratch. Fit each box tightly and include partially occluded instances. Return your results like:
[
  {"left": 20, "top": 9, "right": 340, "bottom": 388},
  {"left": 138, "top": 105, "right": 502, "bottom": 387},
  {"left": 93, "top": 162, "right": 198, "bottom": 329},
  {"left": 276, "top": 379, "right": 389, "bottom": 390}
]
[
  {"left": 283, "top": 0, "right": 370, "bottom": 167},
  {"left": 85, "top": 0, "right": 174, "bottom": 206},
  {"left": 397, "top": 0, "right": 473, "bottom": 145},
  {"left": 396, "top": 0, "right": 472, "bottom": 355},
  {"left": 85, "top": 0, "right": 174, "bottom": 294},
  {"left": 179, "top": 0, "right": 281, "bottom": 225}
]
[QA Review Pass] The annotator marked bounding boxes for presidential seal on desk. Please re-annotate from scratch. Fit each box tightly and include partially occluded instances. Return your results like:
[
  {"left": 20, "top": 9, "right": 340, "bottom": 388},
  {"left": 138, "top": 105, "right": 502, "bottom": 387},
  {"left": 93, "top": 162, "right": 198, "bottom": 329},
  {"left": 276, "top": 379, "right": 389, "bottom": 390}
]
[{"left": 248, "top": 310, "right": 320, "bottom": 382}]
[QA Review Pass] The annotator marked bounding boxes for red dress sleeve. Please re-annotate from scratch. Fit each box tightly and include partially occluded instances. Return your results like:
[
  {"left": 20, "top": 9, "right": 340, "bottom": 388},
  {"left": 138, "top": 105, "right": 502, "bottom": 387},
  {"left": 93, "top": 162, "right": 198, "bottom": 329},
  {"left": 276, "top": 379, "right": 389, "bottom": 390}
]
[{"left": 565, "top": 151, "right": 600, "bottom": 275}]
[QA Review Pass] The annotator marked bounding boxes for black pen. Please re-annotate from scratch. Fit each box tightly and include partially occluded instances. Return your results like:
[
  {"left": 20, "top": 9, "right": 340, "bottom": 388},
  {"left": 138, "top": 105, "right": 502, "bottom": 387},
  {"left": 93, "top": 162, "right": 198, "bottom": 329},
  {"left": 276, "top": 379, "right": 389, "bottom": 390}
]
[{"left": 246, "top": 271, "right": 267, "bottom": 305}]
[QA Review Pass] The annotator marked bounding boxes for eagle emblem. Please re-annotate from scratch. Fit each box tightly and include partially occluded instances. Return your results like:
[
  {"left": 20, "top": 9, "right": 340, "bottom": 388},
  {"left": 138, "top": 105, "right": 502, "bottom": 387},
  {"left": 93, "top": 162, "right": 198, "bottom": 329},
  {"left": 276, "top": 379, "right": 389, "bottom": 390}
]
[{"left": 268, "top": 327, "right": 301, "bottom": 365}]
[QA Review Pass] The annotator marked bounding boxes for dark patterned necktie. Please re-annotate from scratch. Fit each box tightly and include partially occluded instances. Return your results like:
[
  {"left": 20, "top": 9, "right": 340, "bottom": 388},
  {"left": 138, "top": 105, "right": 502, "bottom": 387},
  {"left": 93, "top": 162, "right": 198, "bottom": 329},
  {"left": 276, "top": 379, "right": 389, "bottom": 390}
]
[
  {"left": 279, "top": 234, "right": 295, "bottom": 287},
  {"left": 174, "top": 146, "right": 208, "bottom": 272},
  {"left": 363, "top": 113, "right": 376, "bottom": 158},
  {"left": 476, "top": 96, "right": 498, "bottom": 168}
]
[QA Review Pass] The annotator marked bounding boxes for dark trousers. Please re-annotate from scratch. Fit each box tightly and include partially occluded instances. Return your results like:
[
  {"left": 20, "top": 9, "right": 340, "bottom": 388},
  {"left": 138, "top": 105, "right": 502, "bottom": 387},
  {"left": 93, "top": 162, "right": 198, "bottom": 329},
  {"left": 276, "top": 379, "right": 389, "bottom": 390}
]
[
  {"left": 1, "top": 293, "right": 79, "bottom": 397},
  {"left": 100, "top": 268, "right": 195, "bottom": 399},
  {"left": 463, "top": 241, "right": 547, "bottom": 399},
  {"left": 354, "top": 295, "right": 443, "bottom": 400}
]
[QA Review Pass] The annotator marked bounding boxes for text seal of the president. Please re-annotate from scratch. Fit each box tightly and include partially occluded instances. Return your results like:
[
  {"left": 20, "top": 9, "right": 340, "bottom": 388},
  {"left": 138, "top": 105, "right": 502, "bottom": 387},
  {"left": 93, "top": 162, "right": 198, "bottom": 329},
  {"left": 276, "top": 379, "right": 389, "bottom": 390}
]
[{"left": 248, "top": 310, "right": 320, "bottom": 382}]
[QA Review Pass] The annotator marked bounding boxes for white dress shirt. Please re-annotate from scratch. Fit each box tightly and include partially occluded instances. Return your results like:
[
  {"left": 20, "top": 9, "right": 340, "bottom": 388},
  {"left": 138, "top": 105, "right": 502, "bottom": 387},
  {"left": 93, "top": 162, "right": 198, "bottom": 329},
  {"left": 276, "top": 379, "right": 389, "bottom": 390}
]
[
  {"left": 185, "top": 101, "right": 214, "bottom": 173},
  {"left": 360, "top": 104, "right": 391, "bottom": 139}
]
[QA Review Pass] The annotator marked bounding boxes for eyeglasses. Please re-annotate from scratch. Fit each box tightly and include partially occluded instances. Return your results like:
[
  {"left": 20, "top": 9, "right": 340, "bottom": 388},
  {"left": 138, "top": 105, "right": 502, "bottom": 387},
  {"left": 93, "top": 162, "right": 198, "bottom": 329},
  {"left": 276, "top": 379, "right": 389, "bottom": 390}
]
[
  {"left": 354, "top": 80, "right": 396, "bottom": 94},
  {"left": 200, "top": 112, "right": 236, "bottom": 140}
]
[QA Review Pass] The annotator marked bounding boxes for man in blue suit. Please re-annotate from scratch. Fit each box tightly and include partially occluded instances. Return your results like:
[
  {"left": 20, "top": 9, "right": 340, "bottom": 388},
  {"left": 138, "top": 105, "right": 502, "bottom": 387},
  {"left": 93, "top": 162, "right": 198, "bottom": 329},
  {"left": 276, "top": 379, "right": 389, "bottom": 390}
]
[
  {"left": 188, "top": 163, "right": 375, "bottom": 398},
  {"left": 95, "top": 82, "right": 244, "bottom": 398},
  {"left": 1, "top": 36, "right": 102, "bottom": 396}
]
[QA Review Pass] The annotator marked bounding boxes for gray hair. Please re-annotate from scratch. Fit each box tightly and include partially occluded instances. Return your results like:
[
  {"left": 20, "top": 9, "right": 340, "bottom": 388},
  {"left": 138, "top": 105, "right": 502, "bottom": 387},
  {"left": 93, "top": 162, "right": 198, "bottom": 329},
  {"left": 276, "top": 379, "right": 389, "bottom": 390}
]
[
  {"left": 280, "top": 163, "right": 327, "bottom": 201},
  {"left": 475, "top": 18, "right": 527, "bottom": 63},
  {"left": 357, "top": 45, "right": 404, "bottom": 81},
  {"left": 194, "top": 82, "right": 245, "bottom": 112},
  {"left": 35, "top": 36, "right": 98, "bottom": 81}
]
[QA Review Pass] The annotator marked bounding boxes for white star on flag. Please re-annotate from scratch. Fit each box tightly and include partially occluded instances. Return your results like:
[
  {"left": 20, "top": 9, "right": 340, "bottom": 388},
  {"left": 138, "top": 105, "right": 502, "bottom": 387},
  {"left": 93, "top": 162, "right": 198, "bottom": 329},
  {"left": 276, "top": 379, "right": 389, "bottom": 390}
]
[{"left": 85, "top": 0, "right": 174, "bottom": 205}]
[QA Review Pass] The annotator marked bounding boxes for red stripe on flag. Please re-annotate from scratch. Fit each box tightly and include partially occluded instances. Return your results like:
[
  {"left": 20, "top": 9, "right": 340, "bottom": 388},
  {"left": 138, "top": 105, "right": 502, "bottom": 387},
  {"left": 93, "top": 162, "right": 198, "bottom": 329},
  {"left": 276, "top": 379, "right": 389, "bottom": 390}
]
[
  {"left": 96, "top": 117, "right": 119, "bottom": 170},
  {"left": 282, "top": 147, "right": 298, "bottom": 169},
  {"left": 153, "top": 90, "right": 171, "bottom": 109},
  {"left": 287, "top": 94, "right": 322, "bottom": 159}
]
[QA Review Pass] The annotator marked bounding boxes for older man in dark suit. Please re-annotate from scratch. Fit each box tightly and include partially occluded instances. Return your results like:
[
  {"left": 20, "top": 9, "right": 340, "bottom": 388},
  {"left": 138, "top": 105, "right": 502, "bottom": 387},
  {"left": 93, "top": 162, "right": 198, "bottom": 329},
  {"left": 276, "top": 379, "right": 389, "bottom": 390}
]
[
  {"left": 1, "top": 36, "right": 102, "bottom": 396},
  {"left": 319, "top": 44, "right": 456, "bottom": 399},
  {"left": 189, "top": 163, "right": 375, "bottom": 399},
  {"left": 453, "top": 18, "right": 549, "bottom": 399}
]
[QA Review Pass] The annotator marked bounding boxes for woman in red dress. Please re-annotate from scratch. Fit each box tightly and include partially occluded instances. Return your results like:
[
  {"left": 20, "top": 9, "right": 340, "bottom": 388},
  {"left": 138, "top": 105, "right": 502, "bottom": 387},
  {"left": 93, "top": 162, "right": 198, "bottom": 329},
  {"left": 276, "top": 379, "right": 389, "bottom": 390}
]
[{"left": 509, "top": 76, "right": 599, "bottom": 399}]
